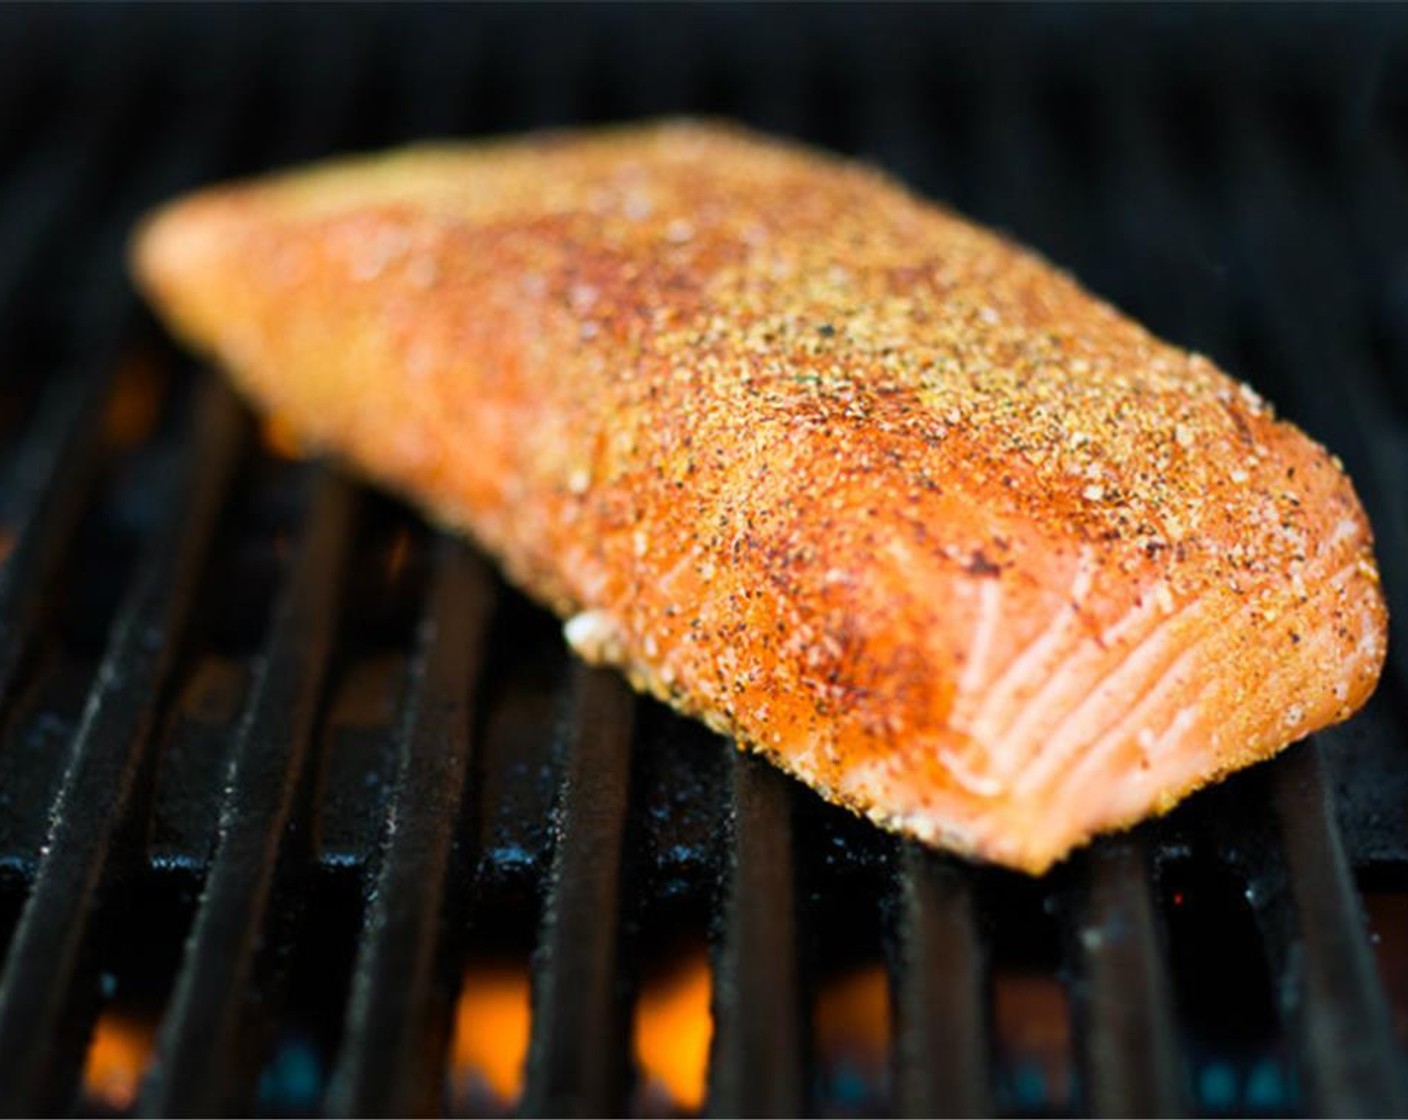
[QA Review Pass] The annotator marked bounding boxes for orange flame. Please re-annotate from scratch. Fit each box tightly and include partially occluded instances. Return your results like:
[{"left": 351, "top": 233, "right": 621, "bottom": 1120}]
[
  {"left": 450, "top": 963, "right": 532, "bottom": 1106},
  {"left": 633, "top": 948, "right": 713, "bottom": 1114},
  {"left": 384, "top": 529, "right": 411, "bottom": 584},
  {"left": 103, "top": 356, "right": 163, "bottom": 451},
  {"left": 815, "top": 963, "right": 891, "bottom": 1077},
  {"left": 994, "top": 972, "right": 1072, "bottom": 1104},
  {"left": 1364, "top": 892, "right": 1408, "bottom": 1047},
  {"left": 260, "top": 415, "right": 309, "bottom": 460},
  {"left": 82, "top": 1011, "right": 155, "bottom": 1112}
]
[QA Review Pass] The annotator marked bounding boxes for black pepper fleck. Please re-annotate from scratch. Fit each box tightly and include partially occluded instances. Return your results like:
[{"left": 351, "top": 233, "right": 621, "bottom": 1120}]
[{"left": 964, "top": 549, "right": 1003, "bottom": 578}]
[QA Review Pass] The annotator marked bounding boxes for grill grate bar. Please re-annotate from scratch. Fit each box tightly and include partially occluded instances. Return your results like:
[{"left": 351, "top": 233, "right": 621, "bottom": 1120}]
[
  {"left": 0, "top": 41, "right": 155, "bottom": 340},
  {"left": 1337, "top": 125, "right": 1408, "bottom": 430},
  {"left": 1091, "top": 76, "right": 1403, "bottom": 1116},
  {"left": 0, "top": 360, "right": 117, "bottom": 712},
  {"left": 887, "top": 844, "right": 990, "bottom": 1118},
  {"left": 1071, "top": 837, "right": 1186, "bottom": 1117},
  {"left": 1202, "top": 99, "right": 1408, "bottom": 1114},
  {"left": 970, "top": 65, "right": 1195, "bottom": 1120},
  {"left": 139, "top": 469, "right": 355, "bottom": 1116},
  {"left": 1262, "top": 741, "right": 1408, "bottom": 1115},
  {"left": 0, "top": 6, "right": 47, "bottom": 169},
  {"left": 325, "top": 540, "right": 494, "bottom": 1117},
  {"left": 0, "top": 376, "right": 246, "bottom": 1113},
  {"left": 523, "top": 664, "right": 637, "bottom": 1117},
  {"left": 706, "top": 750, "right": 805, "bottom": 1118},
  {"left": 1224, "top": 101, "right": 1408, "bottom": 695},
  {"left": 967, "top": 59, "right": 1100, "bottom": 297},
  {"left": 0, "top": 13, "right": 262, "bottom": 721},
  {"left": 0, "top": 130, "right": 108, "bottom": 334},
  {"left": 1093, "top": 70, "right": 1231, "bottom": 362}
]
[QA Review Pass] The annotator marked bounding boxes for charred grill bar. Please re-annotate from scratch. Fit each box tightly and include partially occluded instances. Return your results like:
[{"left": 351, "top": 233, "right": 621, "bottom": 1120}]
[
  {"left": 0, "top": 6, "right": 1406, "bottom": 1117},
  {"left": 326, "top": 541, "right": 495, "bottom": 1118}
]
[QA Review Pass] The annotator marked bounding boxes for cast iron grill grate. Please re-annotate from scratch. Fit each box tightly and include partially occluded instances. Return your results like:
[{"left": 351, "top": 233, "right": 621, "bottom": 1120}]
[{"left": 1, "top": 6, "right": 1407, "bottom": 1117}]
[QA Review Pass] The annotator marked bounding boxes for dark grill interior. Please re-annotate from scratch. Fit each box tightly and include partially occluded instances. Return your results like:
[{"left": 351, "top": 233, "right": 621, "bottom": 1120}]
[{"left": 1, "top": 5, "right": 1408, "bottom": 1116}]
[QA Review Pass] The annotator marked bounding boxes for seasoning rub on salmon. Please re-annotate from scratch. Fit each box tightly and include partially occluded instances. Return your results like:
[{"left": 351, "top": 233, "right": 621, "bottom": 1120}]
[{"left": 131, "top": 121, "right": 1387, "bottom": 873}]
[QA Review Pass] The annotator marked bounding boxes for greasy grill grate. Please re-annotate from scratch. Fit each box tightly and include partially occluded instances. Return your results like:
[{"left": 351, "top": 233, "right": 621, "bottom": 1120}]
[{"left": 1, "top": 5, "right": 1407, "bottom": 1117}]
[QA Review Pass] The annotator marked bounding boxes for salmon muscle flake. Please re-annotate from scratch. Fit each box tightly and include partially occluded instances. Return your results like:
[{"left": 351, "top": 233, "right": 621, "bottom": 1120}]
[{"left": 130, "top": 120, "right": 1387, "bottom": 874}]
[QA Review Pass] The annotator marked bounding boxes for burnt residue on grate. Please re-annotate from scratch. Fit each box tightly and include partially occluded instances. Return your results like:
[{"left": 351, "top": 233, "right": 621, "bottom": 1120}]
[{"left": 0, "top": 5, "right": 1407, "bottom": 1118}]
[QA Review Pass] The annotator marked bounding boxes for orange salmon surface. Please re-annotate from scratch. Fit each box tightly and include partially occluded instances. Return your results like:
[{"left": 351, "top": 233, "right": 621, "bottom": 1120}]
[{"left": 132, "top": 121, "right": 1387, "bottom": 873}]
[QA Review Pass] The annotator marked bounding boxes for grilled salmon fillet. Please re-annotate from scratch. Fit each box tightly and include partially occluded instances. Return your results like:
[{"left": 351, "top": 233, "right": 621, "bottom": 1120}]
[{"left": 131, "top": 121, "right": 1387, "bottom": 873}]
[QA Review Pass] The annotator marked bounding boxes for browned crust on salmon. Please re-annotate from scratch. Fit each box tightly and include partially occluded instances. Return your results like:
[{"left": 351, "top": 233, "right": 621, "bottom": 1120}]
[{"left": 130, "top": 120, "right": 1387, "bottom": 873}]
